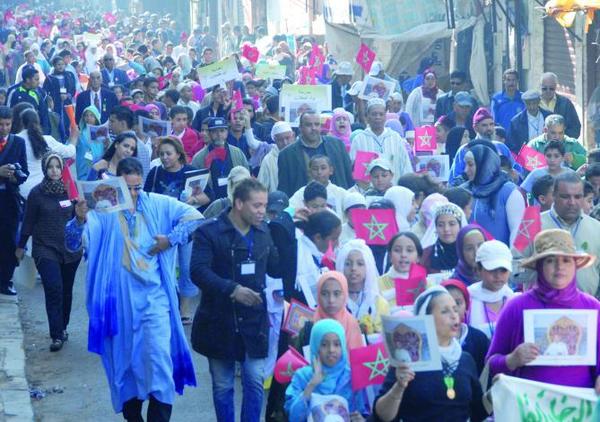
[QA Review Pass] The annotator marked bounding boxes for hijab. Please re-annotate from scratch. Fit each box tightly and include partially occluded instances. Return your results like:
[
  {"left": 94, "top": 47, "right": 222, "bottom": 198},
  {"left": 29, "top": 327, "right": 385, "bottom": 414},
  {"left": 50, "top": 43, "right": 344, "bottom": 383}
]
[
  {"left": 451, "top": 224, "right": 488, "bottom": 286},
  {"left": 314, "top": 271, "right": 364, "bottom": 350},
  {"left": 429, "top": 204, "right": 464, "bottom": 272},
  {"left": 419, "top": 193, "right": 449, "bottom": 245},
  {"left": 421, "top": 68, "right": 438, "bottom": 101},
  {"left": 532, "top": 260, "right": 580, "bottom": 307},
  {"left": 421, "top": 202, "right": 467, "bottom": 249},
  {"left": 384, "top": 119, "right": 404, "bottom": 137},
  {"left": 335, "top": 239, "right": 381, "bottom": 319},
  {"left": 383, "top": 186, "right": 415, "bottom": 231},
  {"left": 445, "top": 126, "right": 467, "bottom": 163},
  {"left": 40, "top": 152, "right": 66, "bottom": 195},
  {"left": 329, "top": 109, "right": 351, "bottom": 150},
  {"left": 464, "top": 144, "right": 510, "bottom": 200}
]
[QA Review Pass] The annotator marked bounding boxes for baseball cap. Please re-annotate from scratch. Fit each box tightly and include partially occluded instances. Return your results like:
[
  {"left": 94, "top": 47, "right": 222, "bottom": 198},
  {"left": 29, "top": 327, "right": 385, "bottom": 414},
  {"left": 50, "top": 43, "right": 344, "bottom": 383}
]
[
  {"left": 368, "top": 157, "right": 393, "bottom": 173},
  {"left": 207, "top": 117, "right": 228, "bottom": 130},
  {"left": 267, "top": 191, "right": 289, "bottom": 214},
  {"left": 343, "top": 192, "right": 367, "bottom": 212},
  {"left": 476, "top": 240, "right": 513, "bottom": 271},
  {"left": 454, "top": 91, "right": 472, "bottom": 107},
  {"left": 334, "top": 61, "right": 354, "bottom": 76}
]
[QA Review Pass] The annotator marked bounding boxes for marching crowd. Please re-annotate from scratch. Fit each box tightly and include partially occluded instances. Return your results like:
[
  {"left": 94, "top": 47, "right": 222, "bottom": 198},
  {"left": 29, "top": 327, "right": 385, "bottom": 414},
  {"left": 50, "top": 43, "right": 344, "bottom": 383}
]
[{"left": 2, "top": 4, "right": 600, "bottom": 422}]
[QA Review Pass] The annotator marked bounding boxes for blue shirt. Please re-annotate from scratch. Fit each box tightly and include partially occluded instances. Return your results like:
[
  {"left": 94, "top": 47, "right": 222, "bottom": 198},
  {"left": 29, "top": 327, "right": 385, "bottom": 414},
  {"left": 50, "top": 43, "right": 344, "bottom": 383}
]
[{"left": 491, "top": 90, "right": 525, "bottom": 131}]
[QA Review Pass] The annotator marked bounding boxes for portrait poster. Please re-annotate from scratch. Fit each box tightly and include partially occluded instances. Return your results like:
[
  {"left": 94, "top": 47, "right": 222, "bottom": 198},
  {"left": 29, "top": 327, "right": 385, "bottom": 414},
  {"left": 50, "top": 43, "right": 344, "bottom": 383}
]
[
  {"left": 282, "top": 299, "right": 316, "bottom": 336},
  {"left": 523, "top": 309, "right": 597, "bottom": 366},
  {"left": 138, "top": 116, "right": 171, "bottom": 138},
  {"left": 76, "top": 177, "right": 133, "bottom": 213},
  {"left": 358, "top": 75, "right": 395, "bottom": 101},
  {"left": 197, "top": 56, "right": 241, "bottom": 89},
  {"left": 308, "top": 393, "right": 350, "bottom": 422},
  {"left": 89, "top": 122, "right": 109, "bottom": 143},
  {"left": 415, "top": 154, "right": 450, "bottom": 181},
  {"left": 279, "top": 84, "right": 332, "bottom": 127},
  {"left": 255, "top": 63, "right": 287, "bottom": 80},
  {"left": 184, "top": 169, "right": 210, "bottom": 197},
  {"left": 381, "top": 315, "right": 442, "bottom": 371}
]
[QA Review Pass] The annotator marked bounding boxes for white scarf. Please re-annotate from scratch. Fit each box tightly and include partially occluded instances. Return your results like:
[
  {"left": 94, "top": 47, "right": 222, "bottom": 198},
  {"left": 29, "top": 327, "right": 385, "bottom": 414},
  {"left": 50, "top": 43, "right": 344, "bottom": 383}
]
[
  {"left": 467, "top": 282, "right": 514, "bottom": 338},
  {"left": 439, "top": 338, "right": 463, "bottom": 367},
  {"left": 296, "top": 230, "right": 323, "bottom": 291},
  {"left": 468, "top": 282, "right": 513, "bottom": 303}
]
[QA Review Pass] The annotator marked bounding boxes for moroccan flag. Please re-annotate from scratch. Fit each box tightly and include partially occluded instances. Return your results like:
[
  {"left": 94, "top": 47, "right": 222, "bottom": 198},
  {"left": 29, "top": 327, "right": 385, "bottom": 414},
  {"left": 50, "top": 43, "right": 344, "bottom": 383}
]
[
  {"left": 516, "top": 144, "right": 547, "bottom": 171},
  {"left": 298, "top": 66, "right": 318, "bottom": 85},
  {"left": 321, "top": 241, "right": 336, "bottom": 271},
  {"left": 394, "top": 264, "right": 428, "bottom": 306},
  {"left": 204, "top": 147, "right": 227, "bottom": 168},
  {"left": 349, "top": 342, "right": 390, "bottom": 390},
  {"left": 62, "top": 159, "right": 78, "bottom": 200},
  {"left": 513, "top": 206, "right": 541, "bottom": 252},
  {"left": 414, "top": 126, "right": 437, "bottom": 152},
  {"left": 274, "top": 347, "right": 309, "bottom": 384},
  {"left": 352, "top": 151, "right": 379, "bottom": 182},
  {"left": 309, "top": 44, "right": 325, "bottom": 75},
  {"left": 232, "top": 89, "right": 243, "bottom": 112},
  {"left": 241, "top": 43, "right": 260, "bottom": 63},
  {"left": 351, "top": 208, "right": 398, "bottom": 246},
  {"left": 355, "top": 43, "right": 376, "bottom": 73}
]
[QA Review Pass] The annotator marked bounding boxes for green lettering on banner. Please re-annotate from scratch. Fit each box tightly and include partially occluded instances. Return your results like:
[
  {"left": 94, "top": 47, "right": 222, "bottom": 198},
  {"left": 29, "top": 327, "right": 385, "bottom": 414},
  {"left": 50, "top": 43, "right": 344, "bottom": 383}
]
[{"left": 516, "top": 390, "right": 593, "bottom": 422}]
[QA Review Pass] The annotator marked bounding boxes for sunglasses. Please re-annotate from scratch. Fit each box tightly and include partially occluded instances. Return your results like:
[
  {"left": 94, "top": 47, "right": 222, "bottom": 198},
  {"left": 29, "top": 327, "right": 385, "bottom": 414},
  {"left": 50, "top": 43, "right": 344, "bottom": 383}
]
[{"left": 541, "top": 87, "right": 556, "bottom": 91}]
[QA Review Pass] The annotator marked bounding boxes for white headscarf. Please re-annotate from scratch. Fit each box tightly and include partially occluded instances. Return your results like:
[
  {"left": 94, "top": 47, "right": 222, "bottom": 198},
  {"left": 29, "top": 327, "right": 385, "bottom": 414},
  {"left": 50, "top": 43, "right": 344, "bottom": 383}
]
[
  {"left": 335, "top": 239, "right": 381, "bottom": 319},
  {"left": 420, "top": 202, "right": 468, "bottom": 249},
  {"left": 383, "top": 186, "right": 414, "bottom": 231}
]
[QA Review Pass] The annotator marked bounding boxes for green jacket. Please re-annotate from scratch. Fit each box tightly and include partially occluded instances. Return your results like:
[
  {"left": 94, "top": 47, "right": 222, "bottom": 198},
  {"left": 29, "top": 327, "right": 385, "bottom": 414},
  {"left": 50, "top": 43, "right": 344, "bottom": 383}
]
[{"left": 526, "top": 134, "right": 586, "bottom": 170}]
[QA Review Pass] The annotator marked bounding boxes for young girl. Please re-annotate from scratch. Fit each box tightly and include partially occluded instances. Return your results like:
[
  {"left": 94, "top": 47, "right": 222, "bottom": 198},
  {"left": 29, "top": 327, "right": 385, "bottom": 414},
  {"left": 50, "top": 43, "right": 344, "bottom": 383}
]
[
  {"left": 421, "top": 203, "right": 464, "bottom": 274},
  {"left": 451, "top": 224, "right": 488, "bottom": 286},
  {"left": 285, "top": 319, "right": 366, "bottom": 421},
  {"left": 329, "top": 108, "right": 352, "bottom": 151},
  {"left": 468, "top": 240, "right": 515, "bottom": 339},
  {"left": 378, "top": 232, "right": 423, "bottom": 309},
  {"left": 336, "top": 240, "right": 388, "bottom": 341},
  {"left": 87, "top": 132, "right": 137, "bottom": 180},
  {"left": 75, "top": 105, "right": 104, "bottom": 180}
]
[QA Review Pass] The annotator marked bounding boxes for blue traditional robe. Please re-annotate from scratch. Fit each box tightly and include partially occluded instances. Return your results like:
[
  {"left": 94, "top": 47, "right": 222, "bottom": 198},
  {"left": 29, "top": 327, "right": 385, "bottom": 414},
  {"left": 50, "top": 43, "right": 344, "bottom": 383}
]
[{"left": 65, "top": 192, "right": 202, "bottom": 412}]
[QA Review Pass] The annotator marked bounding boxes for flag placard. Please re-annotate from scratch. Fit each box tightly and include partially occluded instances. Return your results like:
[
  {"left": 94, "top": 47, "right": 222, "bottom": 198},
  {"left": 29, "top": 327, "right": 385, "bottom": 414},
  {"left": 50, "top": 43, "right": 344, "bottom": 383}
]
[
  {"left": 349, "top": 342, "right": 389, "bottom": 390},
  {"left": 517, "top": 144, "right": 547, "bottom": 171},
  {"left": 352, "top": 151, "right": 379, "bottom": 182},
  {"left": 355, "top": 43, "right": 376, "bottom": 73},
  {"left": 394, "top": 264, "right": 428, "bottom": 306},
  {"left": 351, "top": 208, "right": 399, "bottom": 246},
  {"left": 513, "top": 206, "right": 541, "bottom": 252},
  {"left": 274, "top": 346, "right": 309, "bottom": 384},
  {"left": 414, "top": 126, "right": 437, "bottom": 152}
]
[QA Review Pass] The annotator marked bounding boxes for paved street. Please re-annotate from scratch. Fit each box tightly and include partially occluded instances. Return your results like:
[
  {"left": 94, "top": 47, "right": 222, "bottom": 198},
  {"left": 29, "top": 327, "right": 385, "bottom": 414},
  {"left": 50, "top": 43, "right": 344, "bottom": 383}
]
[{"left": 17, "top": 259, "right": 252, "bottom": 422}]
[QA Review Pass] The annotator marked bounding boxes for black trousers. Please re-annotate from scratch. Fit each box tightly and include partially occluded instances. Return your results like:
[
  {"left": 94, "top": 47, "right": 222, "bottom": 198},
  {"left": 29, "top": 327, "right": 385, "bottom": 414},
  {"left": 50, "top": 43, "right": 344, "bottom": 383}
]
[
  {"left": 35, "top": 257, "right": 81, "bottom": 340},
  {"left": 122, "top": 396, "right": 172, "bottom": 422},
  {"left": 0, "top": 191, "right": 19, "bottom": 289}
]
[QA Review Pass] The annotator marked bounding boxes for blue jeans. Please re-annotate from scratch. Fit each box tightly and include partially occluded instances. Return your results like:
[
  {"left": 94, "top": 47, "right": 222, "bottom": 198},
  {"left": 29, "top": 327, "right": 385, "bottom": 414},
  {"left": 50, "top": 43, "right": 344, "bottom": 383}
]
[
  {"left": 208, "top": 354, "right": 266, "bottom": 422},
  {"left": 177, "top": 241, "right": 198, "bottom": 297}
]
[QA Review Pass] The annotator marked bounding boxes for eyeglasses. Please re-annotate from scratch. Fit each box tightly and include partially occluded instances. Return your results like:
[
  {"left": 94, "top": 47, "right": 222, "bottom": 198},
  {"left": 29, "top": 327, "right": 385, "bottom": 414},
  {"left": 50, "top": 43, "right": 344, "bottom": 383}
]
[{"left": 541, "top": 87, "right": 556, "bottom": 91}]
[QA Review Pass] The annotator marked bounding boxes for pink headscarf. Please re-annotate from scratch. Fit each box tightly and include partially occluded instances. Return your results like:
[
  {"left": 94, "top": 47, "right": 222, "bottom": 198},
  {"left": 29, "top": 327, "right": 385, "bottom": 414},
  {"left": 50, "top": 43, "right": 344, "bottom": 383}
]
[{"left": 329, "top": 110, "right": 351, "bottom": 151}]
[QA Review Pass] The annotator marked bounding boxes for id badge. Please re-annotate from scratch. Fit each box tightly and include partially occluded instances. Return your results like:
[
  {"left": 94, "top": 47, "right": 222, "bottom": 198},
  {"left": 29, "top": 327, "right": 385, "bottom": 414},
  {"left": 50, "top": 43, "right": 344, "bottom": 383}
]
[
  {"left": 84, "top": 151, "right": 94, "bottom": 161},
  {"left": 59, "top": 199, "right": 72, "bottom": 208},
  {"left": 241, "top": 260, "right": 256, "bottom": 275},
  {"left": 108, "top": 82, "right": 114, "bottom": 87},
  {"left": 218, "top": 177, "right": 228, "bottom": 187},
  {"left": 59, "top": 87, "right": 67, "bottom": 94}
]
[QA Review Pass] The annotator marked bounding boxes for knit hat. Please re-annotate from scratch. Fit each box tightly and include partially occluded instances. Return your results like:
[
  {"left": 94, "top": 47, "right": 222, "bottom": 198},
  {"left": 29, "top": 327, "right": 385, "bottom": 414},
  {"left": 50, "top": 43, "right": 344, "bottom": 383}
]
[{"left": 472, "top": 107, "right": 493, "bottom": 128}]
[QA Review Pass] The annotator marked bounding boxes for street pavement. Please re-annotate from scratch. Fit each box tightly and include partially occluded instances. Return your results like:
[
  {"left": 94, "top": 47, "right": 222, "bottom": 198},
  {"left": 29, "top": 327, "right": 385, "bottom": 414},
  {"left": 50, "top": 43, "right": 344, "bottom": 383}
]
[{"left": 16, "top": 258, "right": 257, "bottom": 421}]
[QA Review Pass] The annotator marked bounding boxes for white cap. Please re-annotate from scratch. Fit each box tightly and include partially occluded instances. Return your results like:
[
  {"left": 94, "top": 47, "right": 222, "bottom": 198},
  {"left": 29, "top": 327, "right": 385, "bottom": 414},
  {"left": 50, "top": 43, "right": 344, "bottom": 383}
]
[
  {"left": 476, "top": 240, "right": 513, "bottom": 271},
  {"left": 367, "top": 97, "right": 386, "bottom": 112},
  {"left": 347, "top": 81, "right": 363, "bottom": 96},
  {"left": 271, "top": 121, "right": 293, "bottom": 141},
  {"left": 343, "top": 192, "right": 367, "bottom": 211},
  {"left": 367, "top": 157, "right": 393, "bottom": 173},
  {"left": 335, "top": 61, "right": 354, "bottom": 76},
  {"left": 369, "top": 61, "right": 383, "bottom": 76}
]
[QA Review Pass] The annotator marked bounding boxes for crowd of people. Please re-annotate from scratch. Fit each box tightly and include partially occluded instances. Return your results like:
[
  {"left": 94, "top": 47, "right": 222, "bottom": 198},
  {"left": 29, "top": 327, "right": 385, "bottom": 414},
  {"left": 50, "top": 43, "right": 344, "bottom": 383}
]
[{"left": 2, "top": 4, "right": 600, "bottom": 422}]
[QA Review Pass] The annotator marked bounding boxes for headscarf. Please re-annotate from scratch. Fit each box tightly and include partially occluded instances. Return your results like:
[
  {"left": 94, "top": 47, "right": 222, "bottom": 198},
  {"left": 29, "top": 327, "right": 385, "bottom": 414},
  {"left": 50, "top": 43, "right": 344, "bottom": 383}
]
[
  {"left": 464, "top": 144, "right": 510, "bottom": 206},
  {"left": 314, "top": 271, "right": 364, "bottom": 350},
  {"left": 414, "top": 285, "right": 462, "bottom": 366},
  {"left": 419, "top": 193, "right": 449, "bottom": 231},
  {"left": 445, "top": 127, "right": 467, "bottom": 163},
  {"left": 40, "top": 152, "right": 65, "bottom": 195},
  {"left": 441, "top": 279, "right": 470, "bottom": 313},
  {"left": 532, "top": 260, "right": 580, "bottom": 307},
  {"left": 421, "top": 200, "right": 466, "bottom": 249},
  {"left": 329, "top": 109, "right": 351, "bottom": 151},
  {"left": 335, "top": 239, "right": 381, "bottom": 319},
  {"left": 428, "top": 203, "right": 465, "bottom": 272},
  {"left": 384, "top": 119, "right": 404, "bottom": 137},
  {"left": 177, "top": 53, "right": 192, "bottom": 76},
  {"left": 451, "top": 224, "right": 488, "bottom": 286},
  {"left": 421, "top": 68, "right": 438, "bottom": 101},
  {"left": 383, "top": 186, "right": 415, "bottom": 231}
]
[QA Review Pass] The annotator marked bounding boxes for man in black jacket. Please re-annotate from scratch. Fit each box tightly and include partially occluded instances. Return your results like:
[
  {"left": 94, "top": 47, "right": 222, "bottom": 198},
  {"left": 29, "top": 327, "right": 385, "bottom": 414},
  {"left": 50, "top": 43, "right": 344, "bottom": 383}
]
[
  {"left": 43, "top": 55, "right": 77, "bottom": 140},
  {"left": 190, "top": 178, "right": 281, "bottom": 422},
  {"left": 539, "top": 72, "right": 581, "bottom": 139},
  {"left": 6, "top": 65, "right": 51, "bottom": 134},
  {"left": 508, "top": 89, "right": 550, "bottom": 153}
]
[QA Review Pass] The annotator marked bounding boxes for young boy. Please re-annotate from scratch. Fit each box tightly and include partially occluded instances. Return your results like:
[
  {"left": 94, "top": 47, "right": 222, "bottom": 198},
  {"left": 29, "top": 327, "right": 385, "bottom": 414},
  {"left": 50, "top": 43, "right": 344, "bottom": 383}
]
[
  {"left": 289, "top": 155, "right": 347, "bottom": 217},
  {"left": 583, "top": 181, "right": 595, "bottom": 215},
  {"left": 365, "top": 157, "right": 394, "bottom": 201},
  {"left": 585, "top": 163, "right": 600, "bottom": 205},
  {"left": 521, "top": 140, "right": 571, "bottom": 193},
  {"left": 302, "top": 181, "right": 328, "bottom": 214},
  {"left": 531, "top": 174, "right": 554, "bottom": 211},
  {"left": 170, "top": 105, "right": 203, "bottom": 162}
]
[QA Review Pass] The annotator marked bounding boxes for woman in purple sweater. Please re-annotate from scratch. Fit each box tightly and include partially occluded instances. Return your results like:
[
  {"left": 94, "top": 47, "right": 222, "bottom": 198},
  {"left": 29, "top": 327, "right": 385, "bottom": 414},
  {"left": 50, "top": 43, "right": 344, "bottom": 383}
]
[{"left": 486, "top": 229, "right": 600, "bottom": 391}]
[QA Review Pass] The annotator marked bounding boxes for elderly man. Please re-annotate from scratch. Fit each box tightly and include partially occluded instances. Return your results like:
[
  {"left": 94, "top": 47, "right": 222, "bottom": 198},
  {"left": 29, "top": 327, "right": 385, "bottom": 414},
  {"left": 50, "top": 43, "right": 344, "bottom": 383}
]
[
  {"left": 257, "top": 121, "right": 295, "bottom": 192},
  {"left": 527, "top": 114, "right": 586, "bottom": 170},
  {"left": 491, "top": 68, "right": 525, "bottom": 132},
  {"left": 278, "top": 111, "right": 352, "bottom": 196},
  {"left": 350, "top": 98, "right": 412, "bottom": 183},
  {"left": 75, "top": 70, "right": 118, "bottom": 123},
  {"left": 100, "top": 54, "right": 130, "bottom": 88},
  {"left": 330, "top": 61, "right": 354, "bottom": 111},
  {"left": 514, "top": 172, "right": 600, "bottom": 298},
  {"left": 507, "top": 90, "right": 550, "bottom": 153},
  {"left": 539, "top": 72, "right": 581, "bottom": 139},
  {"left": 14, "top": 49, "right": 45, "bottom": 85},
  {"left": 447, "top": 91, "right": 475, "bottom": 134}
]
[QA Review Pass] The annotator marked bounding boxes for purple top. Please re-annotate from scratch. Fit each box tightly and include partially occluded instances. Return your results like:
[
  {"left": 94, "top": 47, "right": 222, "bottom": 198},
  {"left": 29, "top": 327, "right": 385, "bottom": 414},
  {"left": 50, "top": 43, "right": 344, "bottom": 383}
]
[{"left": 486, "top": 290, "right": 600, "bottom": 388}]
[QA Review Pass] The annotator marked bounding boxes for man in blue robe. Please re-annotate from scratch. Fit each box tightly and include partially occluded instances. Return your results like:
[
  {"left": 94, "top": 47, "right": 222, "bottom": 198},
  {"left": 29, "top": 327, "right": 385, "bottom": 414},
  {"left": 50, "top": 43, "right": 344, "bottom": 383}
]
[{"left": 65, "top": 157, "right": 201, "bottom": 421}]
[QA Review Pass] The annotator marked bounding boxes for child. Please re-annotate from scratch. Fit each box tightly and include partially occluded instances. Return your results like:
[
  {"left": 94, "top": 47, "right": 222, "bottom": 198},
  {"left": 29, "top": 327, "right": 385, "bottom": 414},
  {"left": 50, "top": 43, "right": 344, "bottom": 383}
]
[
  {"left": 521, "top": 140, "right": 571, "bottom": 193},
  {"left": 378, "top": 232, "right": 423, "bottom": 309},
  {"left": 75, "top": 105, "right": 103, "bottom": 180},
  {"left": 585, "top": 163, "right": 600, "bottom": 205},
  {"left": 583, "top": 181, "right": 595, "bottom": 215},
  {"left": 339, "top": 192, "right": 367, "bottom": 246},
  {"left": 289, "top": 155, "right": 347, "bottom": 217},
  {"left": 300, "top": 181, "right": 328, "bottom": 215},
  {"left": 531, "top": 174, "right": 554, "bottom": 211},
  {"left": 365, "top": 157, "right": 394, "bottom": 200},
  {"left": 468, "top": 240, "right": 515, "bottom": 339},
  {"left": 285, "top": 319, "right": 366, "bottom": 421},
  {"left": 170, "top": 105, "right": 203, "bottom": 162}
]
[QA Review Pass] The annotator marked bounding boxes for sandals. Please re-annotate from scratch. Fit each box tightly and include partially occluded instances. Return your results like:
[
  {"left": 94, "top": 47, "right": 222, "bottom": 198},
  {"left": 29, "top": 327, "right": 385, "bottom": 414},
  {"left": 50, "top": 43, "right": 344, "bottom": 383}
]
[{"left": 50, "top": 338, "right": 64, "bottom": 352}]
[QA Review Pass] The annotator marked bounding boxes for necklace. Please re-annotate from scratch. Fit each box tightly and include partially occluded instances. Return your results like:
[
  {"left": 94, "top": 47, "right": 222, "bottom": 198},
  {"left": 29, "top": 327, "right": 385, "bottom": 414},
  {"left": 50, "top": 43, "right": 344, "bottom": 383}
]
[{"left": 442, "top": 360, "right": 459, "bottom": 400}]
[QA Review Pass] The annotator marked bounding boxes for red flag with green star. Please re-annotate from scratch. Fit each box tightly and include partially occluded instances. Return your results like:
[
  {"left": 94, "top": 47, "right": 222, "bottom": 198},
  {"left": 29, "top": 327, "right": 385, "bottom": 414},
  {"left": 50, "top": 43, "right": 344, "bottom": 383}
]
[
  {"left": 394, "top": 264, "right": 428, "bottom": 306},
  {"left": 351, "top": 208, "right": 398, "bottom": 246},
  {"left": 352, "top": 151, "right": 379, "bottom": 182},
  {"left": 349, "top": 342, "right": 389, "bottom": 390},
  {"left": 513, "top": 206, "right": 541, "bottom": 252},
  {"left": 274, "top": 346, "right": 309, "bottom": 384}
]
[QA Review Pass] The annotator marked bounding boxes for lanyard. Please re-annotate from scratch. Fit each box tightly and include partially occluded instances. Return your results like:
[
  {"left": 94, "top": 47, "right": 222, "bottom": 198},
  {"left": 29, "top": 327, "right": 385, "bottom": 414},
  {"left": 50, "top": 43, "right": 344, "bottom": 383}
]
[
  {"left": 242, "top": 227, "right": 254, "bottom": 259},
  {"left": 483, "top": 297, "right": 506, "bottom": 338},
  {"left": 549, "top": 211, "right": 581, "bottom": 238}
]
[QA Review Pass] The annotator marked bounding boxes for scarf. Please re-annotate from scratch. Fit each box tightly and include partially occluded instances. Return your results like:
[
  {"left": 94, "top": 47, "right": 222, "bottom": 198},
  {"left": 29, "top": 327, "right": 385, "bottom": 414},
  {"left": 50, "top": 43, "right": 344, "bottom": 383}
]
[
  {"left": 329, "top": 110, "right": 351, "bottom": 151},
  {"left": 420, "top": 68, "right": 438, "bottom": 101},
  {"left": 314, "top": 271, "right": 364, "bottom": 350},
  {"left": 40, "top": 152, "right": 66, "bottom": 195},
  {"left": 383, "top": 186, "right": 415, "bottom": 231},
  {"left": 468, "top": 281, "right": 514, "bottom": 330},
  {"left": 439, "top": 338, "right": 462, "bottom": 367},
  {"left": 452, "top": 224, "right": 488, "bottom": 286},
  {"left": 532, "top": 260, "right": 580, "bottom": 307},
  {"left": 465, "top": 144, "right": 510, "bottom": 200},
  {"left": 431, "top": 239, "right": 459, "bottom": 272}
]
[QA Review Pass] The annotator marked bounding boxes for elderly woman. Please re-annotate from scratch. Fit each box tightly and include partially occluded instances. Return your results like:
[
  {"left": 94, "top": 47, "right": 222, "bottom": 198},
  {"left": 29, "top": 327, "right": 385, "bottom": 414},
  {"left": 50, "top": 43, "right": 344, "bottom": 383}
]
[
  {"left": 373, "top": 286, "right": 488, "bottom": 421},
  {"left": 487, "top": 229, "right": 600, "bottom": 391},
  {"left": 462, "top": 144, "right": 525, "bottom": 246}
]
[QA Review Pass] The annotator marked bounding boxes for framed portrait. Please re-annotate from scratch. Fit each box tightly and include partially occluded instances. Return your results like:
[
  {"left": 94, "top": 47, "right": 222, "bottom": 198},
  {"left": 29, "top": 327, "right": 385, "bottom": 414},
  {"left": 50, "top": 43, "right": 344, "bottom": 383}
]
[
  {"left": 89, "top": 122, "right": 109, "bottom": 143},
  {"left": 381, "top": 315, "right": 442, "bottom": 371},
  {"left": 184, "top": 169, "right": 210, "bottom": 197},
  {"left": 415, "top": 154, "right": 450, "bottom": 182},
  {"left": 358, "top": 75, "right": 395, "bottom": 101},
  {"left": 139, "top": 116, "right": 171, "bottom": 137},
  {"left": 76, "top": 177, "right": 133, "bottom": 213},
  {"left": 308, "top": 393, "right": 350, "bottom": 422},
  {"left": 523, "top": 309, "right": 598, "bottom": 366},
  {"left": 282, "top": 299, "right": 316, "bottom": 336}
]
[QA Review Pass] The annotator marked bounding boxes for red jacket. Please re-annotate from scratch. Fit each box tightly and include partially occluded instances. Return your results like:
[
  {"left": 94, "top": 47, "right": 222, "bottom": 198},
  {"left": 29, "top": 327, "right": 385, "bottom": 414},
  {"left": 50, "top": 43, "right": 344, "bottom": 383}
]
[{"left": 176, "top": 127, "right": 204, "bottom": 163}]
